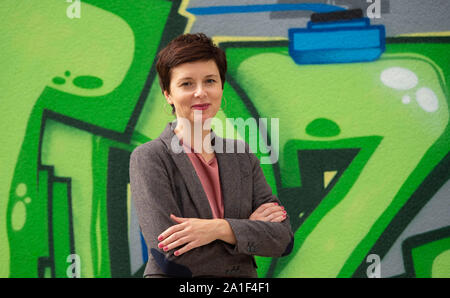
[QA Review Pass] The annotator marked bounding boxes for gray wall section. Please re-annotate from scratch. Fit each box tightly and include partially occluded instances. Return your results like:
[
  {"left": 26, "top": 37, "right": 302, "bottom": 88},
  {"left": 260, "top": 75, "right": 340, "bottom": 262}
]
[
  {"left": 368, "top": 0, "right": 450, "bottom": 36},
  {"left": 187, "top": 0, "right": 450, "bottom": 37},
  {"left": 191, "top": 13, "right": 310, "bottom": 37},
  {"left": 381, "top": 179, "right": 450, "bottom": 278},
  {"left": 189, "top": 0, "right": 278, "bottom": 7},
  {"left": 128, "top": 196, "right": 144, "bottom": 275}
]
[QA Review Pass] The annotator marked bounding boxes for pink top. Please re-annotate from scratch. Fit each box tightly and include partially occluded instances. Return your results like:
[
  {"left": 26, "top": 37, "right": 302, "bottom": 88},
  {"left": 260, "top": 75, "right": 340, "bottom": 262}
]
[{"left": 182, "top": 142, "right": 224, "bottom": 219}]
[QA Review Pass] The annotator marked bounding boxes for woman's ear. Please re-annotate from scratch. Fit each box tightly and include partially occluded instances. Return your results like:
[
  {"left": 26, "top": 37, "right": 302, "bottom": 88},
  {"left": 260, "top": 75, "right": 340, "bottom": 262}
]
[{"left": 163, "top": 90, "right": 173, "bottom": 105}]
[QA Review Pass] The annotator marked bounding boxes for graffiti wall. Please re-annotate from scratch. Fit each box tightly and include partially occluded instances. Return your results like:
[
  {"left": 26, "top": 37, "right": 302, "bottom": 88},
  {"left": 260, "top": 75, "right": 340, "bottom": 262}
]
[{"left": 1, "top": 0, "right": 449, "bottom": 278}]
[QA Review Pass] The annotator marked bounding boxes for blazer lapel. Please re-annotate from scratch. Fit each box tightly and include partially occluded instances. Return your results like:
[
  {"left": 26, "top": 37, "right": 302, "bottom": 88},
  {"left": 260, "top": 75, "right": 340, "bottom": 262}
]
[
  {"left": 159, "top": 121, "right": 213, "bottom": 219},
  {"left": 215, "top": 147, "right": 241, "bottom": 219},
  {"left": 211, "top": 133, "right": 242, "bottom": 219},
  {"left": 159, "top": 121, "right": 242, "bottom": 219}
]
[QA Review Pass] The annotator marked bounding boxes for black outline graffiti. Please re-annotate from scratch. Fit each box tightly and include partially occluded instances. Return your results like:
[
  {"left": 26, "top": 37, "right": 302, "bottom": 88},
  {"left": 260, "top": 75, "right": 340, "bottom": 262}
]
[
  {"left": 34, "top": 0, "right": 188, "bottom": 277},
  {"left": 402, "top": 226, "right": 450, "bottom": 278},
  {"left": 220, "top": 36, "right": 450, "bottom": 278},
  {"left": 352, "top": 152, "right": 450, "bottom": 278},
  {"left": 350, "top": 36, "right": 450, "bottom": 278}
]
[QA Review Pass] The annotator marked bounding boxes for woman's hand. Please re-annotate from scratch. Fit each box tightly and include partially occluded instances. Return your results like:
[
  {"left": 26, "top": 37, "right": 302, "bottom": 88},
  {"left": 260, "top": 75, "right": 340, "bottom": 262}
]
[
  {"left": 249, "top": 202, "right": 286, "bottom": 222},
  {"left": 157, "top": 214, "right": 235, "bottom": 257}
]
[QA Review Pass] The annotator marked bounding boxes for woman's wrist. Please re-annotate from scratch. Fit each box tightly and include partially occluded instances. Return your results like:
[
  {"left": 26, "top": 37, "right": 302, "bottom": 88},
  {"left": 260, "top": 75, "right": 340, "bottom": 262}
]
[{"left": 214, "top": 219, "right": 237, "bottom": 245}]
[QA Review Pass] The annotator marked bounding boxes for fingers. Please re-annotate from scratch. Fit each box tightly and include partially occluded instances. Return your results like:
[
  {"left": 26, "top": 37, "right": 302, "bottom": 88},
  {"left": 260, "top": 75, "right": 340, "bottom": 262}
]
[
  {"left": 260, "top": 205, "right": 284, "bottom": 218},
  {"left": 271, "top": 214, "right": 287, "bottom": 222},
  {"left": 157, "top": 217, "right": 214, "bottom": 257},
  {"left": 170, "top": 214, "right": 187, "bottom": 224},
  {"left": 158, "top": 228, "right": 194, "bottom": 257},
  {"left": 159, "top": 234, "right": 190, "bottom": 253},
  {"left": 250, "top": 202, "right": 280, "bottom": 220},
  {"left": 269, "top": 210, "right": 288, "bottom": 222},
  {"left": 250, "top": 202, "right": 288, "bottom": 222},
  {"left": 158, "top": 228, "right": 186, "bottom": 248},
  {"left": 158, "top": 221, "right": 185, "bottom": 241},
  {"left": 173, "top": 241, "right": 197, "bottom": 256},
  {"left": 255, "top": 202, "right": 278, "bottom": 214}
]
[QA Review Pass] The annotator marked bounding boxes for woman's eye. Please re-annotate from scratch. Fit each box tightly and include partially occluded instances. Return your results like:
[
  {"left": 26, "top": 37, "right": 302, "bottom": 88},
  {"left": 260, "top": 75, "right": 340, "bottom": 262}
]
[
  {"left": 206, "top": 79, "right": 215, "bottom": 84},
  {"left": 181, "top": 82, "right": 192, "bottom": 86}
]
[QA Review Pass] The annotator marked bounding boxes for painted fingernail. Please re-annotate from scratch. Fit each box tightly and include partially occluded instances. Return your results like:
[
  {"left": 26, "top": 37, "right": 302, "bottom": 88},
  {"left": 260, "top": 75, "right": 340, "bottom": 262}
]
[
  {"left": 158, "top": 235, "right": 164, "bottom": 241},
  {"left": 158, "top": 243, "right": 164, "bottom": 248},
  {"left": 163, "top": 246, "right": 168, "bottom": 251},
  {"left": 174, "top": 251, "right": 179, "bottom": 256},
  {"left": 281, "top": 206, "right": 285, "bottom": 210},
  {"left": 283, "top": 211, "right": 287, "bottom": 214}
]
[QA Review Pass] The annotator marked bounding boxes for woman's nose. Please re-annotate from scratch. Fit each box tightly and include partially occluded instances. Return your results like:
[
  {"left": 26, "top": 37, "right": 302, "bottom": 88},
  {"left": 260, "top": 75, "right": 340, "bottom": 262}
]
[{"left": 194, "top": 86, "right": 206, "bottom": 98}]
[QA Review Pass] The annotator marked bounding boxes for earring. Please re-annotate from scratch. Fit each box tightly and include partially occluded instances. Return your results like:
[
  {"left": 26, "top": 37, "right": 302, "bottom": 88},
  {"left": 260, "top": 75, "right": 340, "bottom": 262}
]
[
  {"left": 163, "top": 102, "right": 173, "bottom": 116},
  {"left": 221, "top": 96, "right": 228, "bottom": 112}
]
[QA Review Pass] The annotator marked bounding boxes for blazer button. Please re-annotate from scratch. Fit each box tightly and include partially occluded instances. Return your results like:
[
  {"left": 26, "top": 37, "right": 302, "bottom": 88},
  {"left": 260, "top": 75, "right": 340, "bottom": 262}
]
[{"left": 248, "top": 242, "right": 256, "bottom": 253}]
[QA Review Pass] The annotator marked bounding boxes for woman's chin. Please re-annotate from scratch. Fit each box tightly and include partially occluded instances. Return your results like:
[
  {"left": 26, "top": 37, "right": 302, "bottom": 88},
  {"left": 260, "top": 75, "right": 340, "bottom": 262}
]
[
  {"left": 191, "top": 110, "right": 217, "bottom": 122},
  {"left": 192, "top": 116, "right": 213, "bottom": 125}
]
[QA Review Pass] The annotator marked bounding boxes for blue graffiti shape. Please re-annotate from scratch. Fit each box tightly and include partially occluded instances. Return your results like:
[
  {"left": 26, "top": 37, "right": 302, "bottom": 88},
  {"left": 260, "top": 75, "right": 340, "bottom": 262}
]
[
  {"left": 140, "top": 230, "right": 148, "bottom": 264},
  {"left": 288, "top": 9, "right": 386, "bottom": 64},
  {"left": 289, "top": 16, "right": 385, "bottom": 64},
  {"left": 186, "top": 3, "right": 345, "bottom": 15}
]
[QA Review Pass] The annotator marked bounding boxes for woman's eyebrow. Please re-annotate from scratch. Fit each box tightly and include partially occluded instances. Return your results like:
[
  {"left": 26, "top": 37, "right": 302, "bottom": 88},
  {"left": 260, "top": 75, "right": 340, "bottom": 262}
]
[
  {"left": 177, "top": 74, "right": 218, "bottom": 82},
  {"left": 177, "top": 76, "right": 193, "bottom": 82}
]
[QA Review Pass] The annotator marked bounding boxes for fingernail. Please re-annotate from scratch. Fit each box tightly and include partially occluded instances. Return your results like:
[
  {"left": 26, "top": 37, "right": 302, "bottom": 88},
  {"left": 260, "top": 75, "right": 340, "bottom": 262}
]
[
  {"left": 158, "top": 243, "right": 164, "bottom": 248},
  {"left": 281, "top": 206, "right": 285, "bottom": 210},
  {"left": 163, "top": 246, "right": 168, "bottom": 251},
  {"left": 174, "top": 251, "right": 179, "bottom": 256},
  {"left": 283, "top": 211, "right": 287, "bottom": 214},
  {"left": 158, "top": 235, "right": 164, "bottom": 241},
  {"left": 274, "top": 203, "right": 278, "bottom": 205}
]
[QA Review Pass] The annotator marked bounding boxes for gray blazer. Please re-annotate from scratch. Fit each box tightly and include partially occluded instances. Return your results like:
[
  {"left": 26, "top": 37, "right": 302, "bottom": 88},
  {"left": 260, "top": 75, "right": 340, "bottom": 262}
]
[{"left": 129, "top": 121, "right": 294, "bottom": 278}]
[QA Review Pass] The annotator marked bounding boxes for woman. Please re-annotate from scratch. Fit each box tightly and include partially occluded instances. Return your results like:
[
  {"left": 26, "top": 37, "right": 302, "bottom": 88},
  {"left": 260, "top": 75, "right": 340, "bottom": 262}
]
[{"left": 129, "top": 33, "right": 293, "bottom": 278}]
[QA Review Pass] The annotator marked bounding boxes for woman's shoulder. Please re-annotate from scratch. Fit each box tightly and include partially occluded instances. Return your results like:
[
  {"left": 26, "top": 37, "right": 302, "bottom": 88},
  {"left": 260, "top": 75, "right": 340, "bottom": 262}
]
[{"left": 130, "top": 138, "right": 167, "bottom": 161}]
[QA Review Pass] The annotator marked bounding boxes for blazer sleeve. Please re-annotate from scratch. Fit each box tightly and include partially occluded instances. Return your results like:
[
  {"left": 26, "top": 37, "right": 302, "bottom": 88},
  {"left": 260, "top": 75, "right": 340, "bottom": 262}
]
[
  {"left": 223, "top": 142, "right": 294, "bottom": 258},
  {"left": 129, "top": 142, "right": 192, "bottom": 277}
]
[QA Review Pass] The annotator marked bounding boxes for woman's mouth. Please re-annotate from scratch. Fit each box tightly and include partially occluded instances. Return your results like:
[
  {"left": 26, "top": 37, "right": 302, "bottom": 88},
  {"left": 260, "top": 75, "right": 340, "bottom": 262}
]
[{"left": 191, "top": 103, "right": 210, "bottom": 110}]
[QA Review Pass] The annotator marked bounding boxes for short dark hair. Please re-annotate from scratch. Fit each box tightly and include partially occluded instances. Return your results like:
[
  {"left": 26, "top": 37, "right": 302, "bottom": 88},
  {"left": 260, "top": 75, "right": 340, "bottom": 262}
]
[{"left": 156, "top": 33, "right": 227, "bottom": 114}]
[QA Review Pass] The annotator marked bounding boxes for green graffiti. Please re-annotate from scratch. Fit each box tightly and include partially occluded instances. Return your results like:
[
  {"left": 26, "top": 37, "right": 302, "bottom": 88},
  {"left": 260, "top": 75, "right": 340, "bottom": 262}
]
[
  {"left": 306, "top": 118, "right": 341, "bottom": 138},
  {"left": 1, "top": 0, "right": 175, "bottom": 277},
  {"left": 225, "top": 42, "right": 449, "bottom": 277},
  {"left": 1, "top": 0, "right": 449, "bottom": 278},
  {"left": 432, "top": 249, "right": 450, "bottom": 277},
  {"left": 10, "top": 201, "right": 26, "bottom": 231},
  {"left": 52, "top": 77, "right": 66, "bottom": 85},
  {"left": 72, "top": 75, "right": 103, "bottom": 89},
  {"left": 412, "top": 236, "right": 450, "bottom": 277}
]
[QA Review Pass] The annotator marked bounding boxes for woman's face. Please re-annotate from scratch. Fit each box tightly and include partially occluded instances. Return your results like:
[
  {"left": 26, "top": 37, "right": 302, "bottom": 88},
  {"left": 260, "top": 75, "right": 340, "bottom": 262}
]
[{"left": 164, "top": 59, "right": 223, "bottom": 126}]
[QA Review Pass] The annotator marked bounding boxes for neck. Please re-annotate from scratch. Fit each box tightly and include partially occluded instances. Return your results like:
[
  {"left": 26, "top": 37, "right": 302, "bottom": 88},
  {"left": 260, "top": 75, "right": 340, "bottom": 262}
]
[{"left": 174, "top": 118, "right": 213, "bottom": 154}]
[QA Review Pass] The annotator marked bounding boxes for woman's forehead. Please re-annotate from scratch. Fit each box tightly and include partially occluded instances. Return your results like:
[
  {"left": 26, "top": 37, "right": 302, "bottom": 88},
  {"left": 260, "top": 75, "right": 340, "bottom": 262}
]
[{"left": 171, "top": 60, "right": 219, "bottom": 79}]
